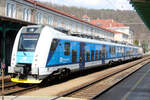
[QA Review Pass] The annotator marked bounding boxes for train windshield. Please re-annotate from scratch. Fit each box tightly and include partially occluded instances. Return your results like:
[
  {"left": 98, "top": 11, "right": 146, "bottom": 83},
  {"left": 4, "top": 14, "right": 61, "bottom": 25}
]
[{"left": 18, "top": 33, "right": 40, "bottom": 51}]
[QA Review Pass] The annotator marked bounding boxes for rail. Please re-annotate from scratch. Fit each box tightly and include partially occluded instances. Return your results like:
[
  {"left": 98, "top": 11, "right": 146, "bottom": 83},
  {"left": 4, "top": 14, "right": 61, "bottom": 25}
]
[{"left": 51, "top": 56, "right": 150, "bottom": 100}]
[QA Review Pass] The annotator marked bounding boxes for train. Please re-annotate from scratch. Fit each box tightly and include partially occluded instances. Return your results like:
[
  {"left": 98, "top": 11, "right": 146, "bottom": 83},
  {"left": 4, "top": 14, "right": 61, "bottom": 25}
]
[{"left": 8, "top": 25, "right": 143, "bottom": 84}]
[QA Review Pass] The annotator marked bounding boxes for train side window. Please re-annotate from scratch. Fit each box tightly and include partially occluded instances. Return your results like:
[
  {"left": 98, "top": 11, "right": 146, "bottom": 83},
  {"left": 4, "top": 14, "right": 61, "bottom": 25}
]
[
  {"left": 50, "top": 39, "right": 58, "bottom": 52},
  {"left": 106, "top": 51, "right": 108, "bottom": 58},
  {"left": 91, "top": 50, "right": 94, "bottom": 61},
  {"left": 99, "top": 50, "right": 101, "bottom": 59},
  {"left": 109, "top": 46, "right": 111, "bottom": 54},
  {"left": 112, "top": 46, "right": 114, "bottom": 55},
  {"left": 86, "top": 50, "right": 90, "bottom": 62},
  {"left": 114, "top": 46, "right": 116, "bottom": 55},
  {"left": 72, "top": 50, "right": 77, "bottom": 63},
  {"left": 64, "top": 42, "right": 70, "bottom": 56},
  {"left": 95, "top": 50, "right": 98, "bottom": 60}
]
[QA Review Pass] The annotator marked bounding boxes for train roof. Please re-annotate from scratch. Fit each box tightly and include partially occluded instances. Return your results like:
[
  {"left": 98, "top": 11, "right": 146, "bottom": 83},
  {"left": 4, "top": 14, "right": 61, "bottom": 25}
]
[{"left": 23, "top": 25, "right": 140, "bottom": 49}]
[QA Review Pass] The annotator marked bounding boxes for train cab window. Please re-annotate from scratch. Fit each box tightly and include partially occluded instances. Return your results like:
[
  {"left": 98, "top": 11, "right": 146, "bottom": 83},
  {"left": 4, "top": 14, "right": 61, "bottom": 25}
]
[
  {"left": 95, "top": 50, "right": 98, "bottom": 60},
  {"left": 86, "top": 50, "right": 90, "bottom": 62},
  {"left": 18, "top": 33, "right": 40, "bottom": 51},
  {"left": 72, "top": 50, "right": 77, "bottom": 63},
  {"left": 64, "top": 42, "right": 70, "bottom": 56},
  {"left": 99, "top": 50, "right": 101, "bottom": 60},
  {"left": 91, "top": 50, "right": 94, "bottom": 61}
]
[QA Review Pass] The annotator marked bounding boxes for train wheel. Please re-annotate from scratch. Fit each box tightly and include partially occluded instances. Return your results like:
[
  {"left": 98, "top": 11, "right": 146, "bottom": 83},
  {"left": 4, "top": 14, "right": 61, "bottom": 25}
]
[
  {"left": 108, "top": 61, "right": 114, "bottom": 67},
  {"left": 58, "top": 69, "right": 70, "bottom": 80}
]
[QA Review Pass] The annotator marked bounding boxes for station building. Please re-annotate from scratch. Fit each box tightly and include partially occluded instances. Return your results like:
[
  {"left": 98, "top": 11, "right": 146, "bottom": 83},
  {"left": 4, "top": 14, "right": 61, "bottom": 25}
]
[
  {"left": 0, "top": 0, "right": 114, "bottom": 40},
  {"left": 0, "top": 0, "right": 117, "bottom": 68}
]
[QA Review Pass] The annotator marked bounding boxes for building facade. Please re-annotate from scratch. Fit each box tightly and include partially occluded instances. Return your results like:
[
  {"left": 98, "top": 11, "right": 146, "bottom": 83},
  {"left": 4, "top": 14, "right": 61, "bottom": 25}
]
[
  {"left": 0, "top": 0, "right": 115, "bottom": 41},
  {"left": 90, "top": 19, "right": 134, "bottom": 44}
]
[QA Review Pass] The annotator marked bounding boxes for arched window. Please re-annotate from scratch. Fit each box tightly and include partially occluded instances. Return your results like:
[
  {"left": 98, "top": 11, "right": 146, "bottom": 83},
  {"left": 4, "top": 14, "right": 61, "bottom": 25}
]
[
  {"left": 22, "top": 7, "right": 31, "bottom": 22},
  {"left": 48, "top": 15, "right": 54, "bottom": 25},
  {"left": 6, "top": 1, "right": 16, "bottom": 18}
]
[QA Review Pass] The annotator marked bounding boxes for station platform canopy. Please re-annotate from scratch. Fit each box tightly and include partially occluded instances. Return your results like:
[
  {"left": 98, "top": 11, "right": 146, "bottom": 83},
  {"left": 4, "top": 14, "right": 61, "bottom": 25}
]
[{"left": 130, "top": 0, "right": 150, "bottom": 30}]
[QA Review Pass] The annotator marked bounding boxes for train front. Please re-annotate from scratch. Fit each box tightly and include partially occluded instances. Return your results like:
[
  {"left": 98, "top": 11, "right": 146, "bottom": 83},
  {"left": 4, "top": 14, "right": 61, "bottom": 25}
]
[{"left": 8, "top": 26, "right": 43, "bottom": 84}]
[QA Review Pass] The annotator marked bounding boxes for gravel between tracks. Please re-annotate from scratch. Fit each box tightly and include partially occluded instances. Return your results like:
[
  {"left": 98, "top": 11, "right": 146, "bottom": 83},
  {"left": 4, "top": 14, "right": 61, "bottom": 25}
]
[{"left": 23, "top": 57, "right": 150, "bottom": 97}]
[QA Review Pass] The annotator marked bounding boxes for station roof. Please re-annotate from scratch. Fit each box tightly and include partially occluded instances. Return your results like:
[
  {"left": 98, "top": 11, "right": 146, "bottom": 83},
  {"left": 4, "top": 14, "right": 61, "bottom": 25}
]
[
  {"left": 130, "top": 0, "right": 150, "bottom": 30},
  {"left": 0, "top": 15, "right": 34, "bottom": 25}
]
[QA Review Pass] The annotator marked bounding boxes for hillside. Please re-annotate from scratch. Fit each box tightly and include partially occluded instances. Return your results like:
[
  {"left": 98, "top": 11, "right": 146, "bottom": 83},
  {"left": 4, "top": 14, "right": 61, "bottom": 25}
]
[{"left": 42, "top": 2, "right": 150, "bottom": 45}]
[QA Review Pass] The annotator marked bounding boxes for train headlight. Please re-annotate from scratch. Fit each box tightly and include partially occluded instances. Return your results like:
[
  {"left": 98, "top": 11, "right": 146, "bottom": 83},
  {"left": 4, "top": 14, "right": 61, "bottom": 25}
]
[
  {"left": 34, "top": 54, "right": 38, "bottom": 67},
  {"left": 11, "top": 58, "right": 16, "bottom": 66}
]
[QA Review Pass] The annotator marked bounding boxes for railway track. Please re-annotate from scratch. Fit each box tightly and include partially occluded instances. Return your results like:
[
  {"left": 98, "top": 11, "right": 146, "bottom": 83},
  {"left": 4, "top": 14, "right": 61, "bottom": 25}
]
[
  {"left": 0, "top": 83, "right": 39, "bottom": 96},
  {"left": 1, "top": 56, "right": 149, "bottom": 97},
  {"left": 51, "top": 57, "right": 150, "bottom": 100},
  {"left": 0, "top": 81, "right": 17, "bottom": 90},
  {"left": 4, "top": 84, "right": 38, "bottom": 96}
]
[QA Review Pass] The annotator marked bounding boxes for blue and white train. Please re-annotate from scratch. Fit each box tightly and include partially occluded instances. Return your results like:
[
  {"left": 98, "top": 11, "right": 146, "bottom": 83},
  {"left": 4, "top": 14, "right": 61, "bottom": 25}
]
[{"left": 8, "top": 25, "right": 143, "bottom": 84}]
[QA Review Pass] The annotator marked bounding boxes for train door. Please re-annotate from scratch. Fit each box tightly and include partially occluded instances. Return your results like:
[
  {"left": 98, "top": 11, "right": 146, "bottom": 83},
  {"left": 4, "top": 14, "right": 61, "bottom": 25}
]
[
  {"left": 102, "top": 45, "right": 105, "bottom": 64},
  {"left": 123, "top": 47, "right": 125, "bottom": 60},
  {"left": 79, "top": 42, "right": 85, "bottom": 69}
]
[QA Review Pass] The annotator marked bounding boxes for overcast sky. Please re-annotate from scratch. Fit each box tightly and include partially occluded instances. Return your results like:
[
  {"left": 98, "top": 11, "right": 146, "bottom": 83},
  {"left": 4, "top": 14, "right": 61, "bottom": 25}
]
[{"left": 38, "top": 0, "right": 134, "bottom": 10}]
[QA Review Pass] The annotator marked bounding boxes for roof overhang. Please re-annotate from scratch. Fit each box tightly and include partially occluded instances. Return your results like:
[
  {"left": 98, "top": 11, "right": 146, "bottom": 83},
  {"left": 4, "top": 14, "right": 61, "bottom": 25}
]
[{"left": 130, "top": 0, "right": 150, "bottom": 30}]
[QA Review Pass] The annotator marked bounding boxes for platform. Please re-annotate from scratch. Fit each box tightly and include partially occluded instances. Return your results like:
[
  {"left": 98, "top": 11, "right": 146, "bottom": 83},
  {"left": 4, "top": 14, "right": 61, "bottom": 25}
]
[
  {"left": 0, "top": 96, "right": 85, "bottom": 100},
  {"left": 97, "top": 62, "right": 150, "bottom": 100}
]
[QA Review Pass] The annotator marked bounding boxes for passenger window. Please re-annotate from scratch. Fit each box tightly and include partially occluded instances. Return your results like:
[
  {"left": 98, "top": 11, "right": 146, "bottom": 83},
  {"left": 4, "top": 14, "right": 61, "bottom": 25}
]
[
  {"left": 99, "top": 50, "right": 101, "bottom": 60},
  {"left": 91, "top": 50, "right": 94, "bottom": 61},
  {"left": 72, "top": 50, "right": 77, "bottom": 63},
  {"left": 106, "top": 51, "right": 108, "bottom": 58},
  {"left": 95, "top": 50, "right": 98, "bottom": 60},
  {"left": 109, "top": 46, "right": 111, "bottom": 54},
  {"left": 86, "top": 50, "right": 90, "bottom": 62},
  {"left": 64, "top": 42, "right": 70, "bottom": 56},
  {"left": 114, "top": 46, "right": 116, "bottom": 55}
]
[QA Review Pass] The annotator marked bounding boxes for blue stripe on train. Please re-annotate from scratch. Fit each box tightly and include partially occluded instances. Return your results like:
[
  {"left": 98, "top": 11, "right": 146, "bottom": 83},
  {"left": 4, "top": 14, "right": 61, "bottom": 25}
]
[{"left": 46, "top": 39, "right": 139, "bottom": 68}]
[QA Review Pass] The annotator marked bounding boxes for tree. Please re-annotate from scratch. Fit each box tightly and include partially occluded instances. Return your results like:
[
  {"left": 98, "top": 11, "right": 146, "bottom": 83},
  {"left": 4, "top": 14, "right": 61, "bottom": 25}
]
[
  {"left": 134, "top": 40, "right": 139, "bottom": 46},
  {"left": 141, "top": 40, "right": 148, "bottom": 53}
]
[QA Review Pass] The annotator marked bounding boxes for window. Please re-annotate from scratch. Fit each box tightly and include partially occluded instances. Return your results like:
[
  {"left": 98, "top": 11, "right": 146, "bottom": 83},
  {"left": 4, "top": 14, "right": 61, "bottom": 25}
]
[
  {"left": 72, "top": 22, "right": 76, "bottom": 32},
  {"left": 18, "top": 33, "right": 40, "bottom": 51},
  {"left": 48, "top": 15, "right": 53, "bottom": 25},
  {"left": 64, "top": 42, "right": 70, "bottom": 56},
  {"left": 106, "top": 51, "right": 108, "bottom": 58},
  {"left": 22, "top": 8, "right": 31, "bottom": 22},
  {"left": 113, "top": 46, "right": 116, "bottom": 55},
  {"left": 58, "top": 18, "right": 63, "bottom": 27},
  {"left": 50, "top": 39, "right": 58, "bottom": 52},
  {"left": 65, "top": 21, "right": 69, "bottom": 30},
  {"left": 72, "top": 50, "right": 77, "bottom": 63},
  {"left": 99, "top": 50, "right": 101, "bottom": 60},
  {"left": 36, "top": 12, "right": 43, "bottom": 24},
  {"left": 6, "top": 2, "right": 16, "bottom": 18},
  {"left": 78, "top": 24, "right": 81, "bottom": 32},
  {"left": 109, "top": 46, "right": 111, "bottom": 54},
  {"left": 86, "top": 50, "right": 90, "bottom": 61},
  {"left": 95, "top": 50, "right": 98, "bottom": 60},
  {"left": 76, "top": 24, "right": 78, "bottom": 32},
  {"left": 91, "top": 50, "right": 94, "bottom": 61}
]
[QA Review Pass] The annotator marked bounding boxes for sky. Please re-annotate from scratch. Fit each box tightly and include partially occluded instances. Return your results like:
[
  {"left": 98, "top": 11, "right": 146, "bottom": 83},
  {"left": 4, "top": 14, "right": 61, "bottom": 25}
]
[{"left": 38, "top": 0, "right": 134, "bottom": 10}]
